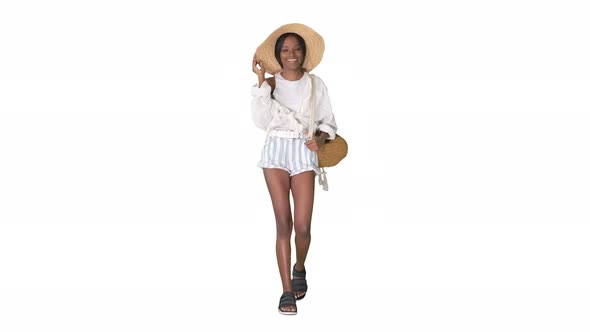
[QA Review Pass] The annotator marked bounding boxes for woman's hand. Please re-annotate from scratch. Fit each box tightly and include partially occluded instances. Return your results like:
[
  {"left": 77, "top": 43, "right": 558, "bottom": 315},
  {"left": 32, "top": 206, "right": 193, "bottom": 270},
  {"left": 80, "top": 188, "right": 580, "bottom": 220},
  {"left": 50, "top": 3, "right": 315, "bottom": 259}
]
[
  {"left": 252, "top": 54, "right": 266, "bottom": 87},
  {"left": 305, "top": 132, "right": 328, "bottom": 151}
]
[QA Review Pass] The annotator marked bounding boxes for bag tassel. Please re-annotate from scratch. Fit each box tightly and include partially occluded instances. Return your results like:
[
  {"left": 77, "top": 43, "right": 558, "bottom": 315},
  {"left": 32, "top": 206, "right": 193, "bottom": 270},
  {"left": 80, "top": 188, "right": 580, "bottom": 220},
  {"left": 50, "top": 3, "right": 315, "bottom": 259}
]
[{"left": 318, "top": 168, "right": 329, "bottom": 191}]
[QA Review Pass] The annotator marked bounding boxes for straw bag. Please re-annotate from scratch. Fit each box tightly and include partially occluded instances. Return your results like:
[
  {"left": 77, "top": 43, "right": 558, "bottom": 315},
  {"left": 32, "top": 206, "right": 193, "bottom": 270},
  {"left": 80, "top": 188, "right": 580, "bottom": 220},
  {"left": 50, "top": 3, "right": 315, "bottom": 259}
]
[
  {"left": 314, "top": 133, "right": 348, "bottom": 167},
  {"left": 309, "top": 74, "right": 347, "bottom": 190}
]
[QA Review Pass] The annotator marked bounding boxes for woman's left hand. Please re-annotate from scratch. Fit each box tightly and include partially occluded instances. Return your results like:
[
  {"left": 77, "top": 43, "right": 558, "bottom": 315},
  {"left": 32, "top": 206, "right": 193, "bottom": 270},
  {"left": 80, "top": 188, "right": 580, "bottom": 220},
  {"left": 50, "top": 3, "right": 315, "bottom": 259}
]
[{"left": 305, "top": 132, "right": 327, "bottom": 151}]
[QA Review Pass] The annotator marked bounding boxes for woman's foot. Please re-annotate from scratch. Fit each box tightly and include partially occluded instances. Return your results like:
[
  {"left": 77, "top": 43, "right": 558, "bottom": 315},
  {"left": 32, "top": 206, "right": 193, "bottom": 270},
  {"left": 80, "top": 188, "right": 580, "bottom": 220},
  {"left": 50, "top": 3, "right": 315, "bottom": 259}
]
[
  {"left": 291, "top": 264, "right": 308, "bottom": 300},
  {"left": 278, "top": 291, "right": 297, "bottom": 315}
]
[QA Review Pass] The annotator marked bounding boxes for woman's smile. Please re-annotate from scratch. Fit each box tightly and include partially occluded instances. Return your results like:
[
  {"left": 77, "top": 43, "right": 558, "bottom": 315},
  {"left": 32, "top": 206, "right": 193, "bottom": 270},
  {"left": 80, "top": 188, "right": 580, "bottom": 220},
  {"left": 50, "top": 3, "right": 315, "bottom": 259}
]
[{"left": 280, "top": 35, "right": 304, "bottom": 70}]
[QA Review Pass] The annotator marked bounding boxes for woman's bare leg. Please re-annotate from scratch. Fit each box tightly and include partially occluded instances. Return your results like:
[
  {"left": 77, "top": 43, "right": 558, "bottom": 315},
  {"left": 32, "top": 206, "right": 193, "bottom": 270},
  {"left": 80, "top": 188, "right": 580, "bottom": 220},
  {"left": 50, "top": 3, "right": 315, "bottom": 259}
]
[
  {"left": 263, "top": 168, "right": 295, "bottom": 312},
  {"left": 291, "top": 170, "right": 315, "bottom": 299}
]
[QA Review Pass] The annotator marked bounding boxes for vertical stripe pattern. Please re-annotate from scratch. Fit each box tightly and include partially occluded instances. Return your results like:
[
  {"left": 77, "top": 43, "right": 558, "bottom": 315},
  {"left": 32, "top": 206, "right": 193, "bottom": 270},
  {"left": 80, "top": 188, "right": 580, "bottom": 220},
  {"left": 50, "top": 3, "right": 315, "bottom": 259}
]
[{"left": 258, "top": 135, "right": 319, "bottom": 176}]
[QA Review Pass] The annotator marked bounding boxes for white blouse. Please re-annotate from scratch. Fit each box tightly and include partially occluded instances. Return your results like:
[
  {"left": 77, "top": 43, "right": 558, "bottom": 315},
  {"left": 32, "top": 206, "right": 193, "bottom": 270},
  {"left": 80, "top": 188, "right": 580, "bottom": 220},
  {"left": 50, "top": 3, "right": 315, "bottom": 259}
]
[{"left": 251, "top": 72, "right": 337, "bottom": 140}]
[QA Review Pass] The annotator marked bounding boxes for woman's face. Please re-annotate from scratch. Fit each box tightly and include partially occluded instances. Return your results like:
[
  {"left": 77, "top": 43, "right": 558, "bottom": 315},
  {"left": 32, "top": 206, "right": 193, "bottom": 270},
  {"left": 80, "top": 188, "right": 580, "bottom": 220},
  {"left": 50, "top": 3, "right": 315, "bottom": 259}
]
[{"left": 279, "top": 35, "right": 304, "bottom": 71}]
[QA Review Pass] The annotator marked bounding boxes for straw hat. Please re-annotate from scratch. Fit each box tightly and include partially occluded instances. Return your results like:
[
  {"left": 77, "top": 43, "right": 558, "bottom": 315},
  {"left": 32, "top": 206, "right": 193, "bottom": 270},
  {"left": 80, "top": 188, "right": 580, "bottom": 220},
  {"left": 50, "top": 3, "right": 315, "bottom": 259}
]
[{"left": 255, "top": 23, "right": 325, "bottom": 74}]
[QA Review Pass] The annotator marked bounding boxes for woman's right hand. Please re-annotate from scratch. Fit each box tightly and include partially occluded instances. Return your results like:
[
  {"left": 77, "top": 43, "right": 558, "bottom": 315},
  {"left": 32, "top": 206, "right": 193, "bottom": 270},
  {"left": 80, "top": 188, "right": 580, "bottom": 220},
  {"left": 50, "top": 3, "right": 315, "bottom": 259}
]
[{"left": 252, "top": 54, "right": 266, "bottom": 86}]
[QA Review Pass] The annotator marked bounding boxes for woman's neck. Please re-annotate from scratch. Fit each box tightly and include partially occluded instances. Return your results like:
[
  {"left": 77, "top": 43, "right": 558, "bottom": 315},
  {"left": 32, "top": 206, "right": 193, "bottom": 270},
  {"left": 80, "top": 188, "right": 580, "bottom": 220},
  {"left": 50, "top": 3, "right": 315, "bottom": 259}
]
[{"left": 281, "top": 69, "right": 305, "bottom": 81}]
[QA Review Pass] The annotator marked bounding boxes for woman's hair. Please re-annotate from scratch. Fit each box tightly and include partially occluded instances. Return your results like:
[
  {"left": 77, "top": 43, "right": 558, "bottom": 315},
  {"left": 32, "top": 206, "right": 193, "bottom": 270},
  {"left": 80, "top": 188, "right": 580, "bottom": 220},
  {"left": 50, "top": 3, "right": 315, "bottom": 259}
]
[{"left": 274, "top": 33, "right": 307, "bottom": 69}]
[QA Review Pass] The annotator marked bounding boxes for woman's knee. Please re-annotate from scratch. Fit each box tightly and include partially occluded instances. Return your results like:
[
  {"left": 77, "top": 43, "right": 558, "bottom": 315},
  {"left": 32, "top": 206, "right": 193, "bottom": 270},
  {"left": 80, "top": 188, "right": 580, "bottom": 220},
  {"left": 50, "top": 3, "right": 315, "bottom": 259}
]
[
  {"left": 275, "top": 217, "right": 293, "bottom": 237},
  {"left": 294, "top": 223, "right": 311, "bottom": 240}
]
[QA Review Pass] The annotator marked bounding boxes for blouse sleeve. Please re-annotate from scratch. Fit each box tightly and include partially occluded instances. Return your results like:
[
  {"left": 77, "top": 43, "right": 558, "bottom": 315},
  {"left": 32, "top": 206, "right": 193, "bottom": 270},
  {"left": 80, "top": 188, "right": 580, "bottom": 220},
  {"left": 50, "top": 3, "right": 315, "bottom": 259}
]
[
  {"left": 314, "top": 76, "right": 338, "bottom": 140},
  {"left": 251, "top": 80, "right": 297, "bottom": 131},
  {"left": 250, "top": 81, "right": 274, "bottom": 130}
]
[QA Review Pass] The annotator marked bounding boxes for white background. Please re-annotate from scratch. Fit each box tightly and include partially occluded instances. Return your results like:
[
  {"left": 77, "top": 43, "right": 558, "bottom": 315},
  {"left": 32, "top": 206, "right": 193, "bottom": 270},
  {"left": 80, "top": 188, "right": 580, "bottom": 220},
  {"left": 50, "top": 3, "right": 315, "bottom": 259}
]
[{"left": 1, "top": 0, "right": 589, "bottom": 331}]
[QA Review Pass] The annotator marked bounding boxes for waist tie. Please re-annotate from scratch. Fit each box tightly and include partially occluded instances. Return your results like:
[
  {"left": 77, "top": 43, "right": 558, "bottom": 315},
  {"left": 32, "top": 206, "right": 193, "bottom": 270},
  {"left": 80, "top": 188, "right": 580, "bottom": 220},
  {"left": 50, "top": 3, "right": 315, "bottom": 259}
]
[{"left": 267, "top": 129, "right": 304, "bottom": 139}]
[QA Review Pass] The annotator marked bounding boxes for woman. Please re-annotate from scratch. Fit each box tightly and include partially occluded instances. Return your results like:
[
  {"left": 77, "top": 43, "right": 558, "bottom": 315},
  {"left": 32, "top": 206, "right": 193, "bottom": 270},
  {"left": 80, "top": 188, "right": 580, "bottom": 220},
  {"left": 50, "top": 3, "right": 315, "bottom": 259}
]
[{"left": 251, "top": 23, "right": 338, "bottom": 315}]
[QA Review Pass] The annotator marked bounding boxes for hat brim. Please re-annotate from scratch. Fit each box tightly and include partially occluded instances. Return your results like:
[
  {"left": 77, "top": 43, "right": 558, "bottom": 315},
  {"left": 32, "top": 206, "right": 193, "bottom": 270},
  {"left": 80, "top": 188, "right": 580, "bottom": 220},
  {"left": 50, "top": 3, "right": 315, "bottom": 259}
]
[{"left": 255, "top": 23, "right": 324, "bottom": 75}]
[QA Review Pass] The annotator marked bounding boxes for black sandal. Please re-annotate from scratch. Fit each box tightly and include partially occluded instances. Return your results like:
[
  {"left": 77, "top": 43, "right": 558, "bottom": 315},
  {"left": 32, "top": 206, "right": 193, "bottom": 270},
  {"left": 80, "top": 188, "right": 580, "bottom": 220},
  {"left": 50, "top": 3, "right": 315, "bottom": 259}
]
[
  {"left": 278, "top": 291, "right": 297, "bottom": 315},
  {"left": 291, "top": 264, "right": 308, "bottom": 300}
]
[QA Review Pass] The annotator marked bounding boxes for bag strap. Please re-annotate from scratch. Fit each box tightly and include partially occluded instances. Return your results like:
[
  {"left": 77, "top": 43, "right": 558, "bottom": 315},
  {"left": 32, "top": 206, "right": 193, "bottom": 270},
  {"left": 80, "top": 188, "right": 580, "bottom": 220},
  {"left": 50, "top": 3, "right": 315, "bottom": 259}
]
[{"left": 308, "top": 74, "right": 316, "bottom": 140}]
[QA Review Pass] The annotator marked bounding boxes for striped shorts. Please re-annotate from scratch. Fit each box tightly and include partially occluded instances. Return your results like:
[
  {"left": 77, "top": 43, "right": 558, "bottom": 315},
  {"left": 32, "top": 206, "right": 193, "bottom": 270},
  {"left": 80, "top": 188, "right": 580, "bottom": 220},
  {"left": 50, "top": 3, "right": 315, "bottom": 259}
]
[{"left": 258, "top": 131, "right": 319, "bottom": 176}]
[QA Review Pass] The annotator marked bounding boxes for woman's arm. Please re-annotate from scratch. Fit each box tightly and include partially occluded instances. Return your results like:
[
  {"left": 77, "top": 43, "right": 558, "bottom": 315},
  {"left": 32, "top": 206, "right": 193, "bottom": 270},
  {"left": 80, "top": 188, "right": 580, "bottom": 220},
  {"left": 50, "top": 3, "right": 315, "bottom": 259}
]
[
  {"left": 313, "top": 76, "right": 337, "bottom": 140},
  {"left": 251, "top": 55, "right": 280, "bottom": 129},
  {"left": 252, "top": 54, "right": 266, "bottom": 87}
]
